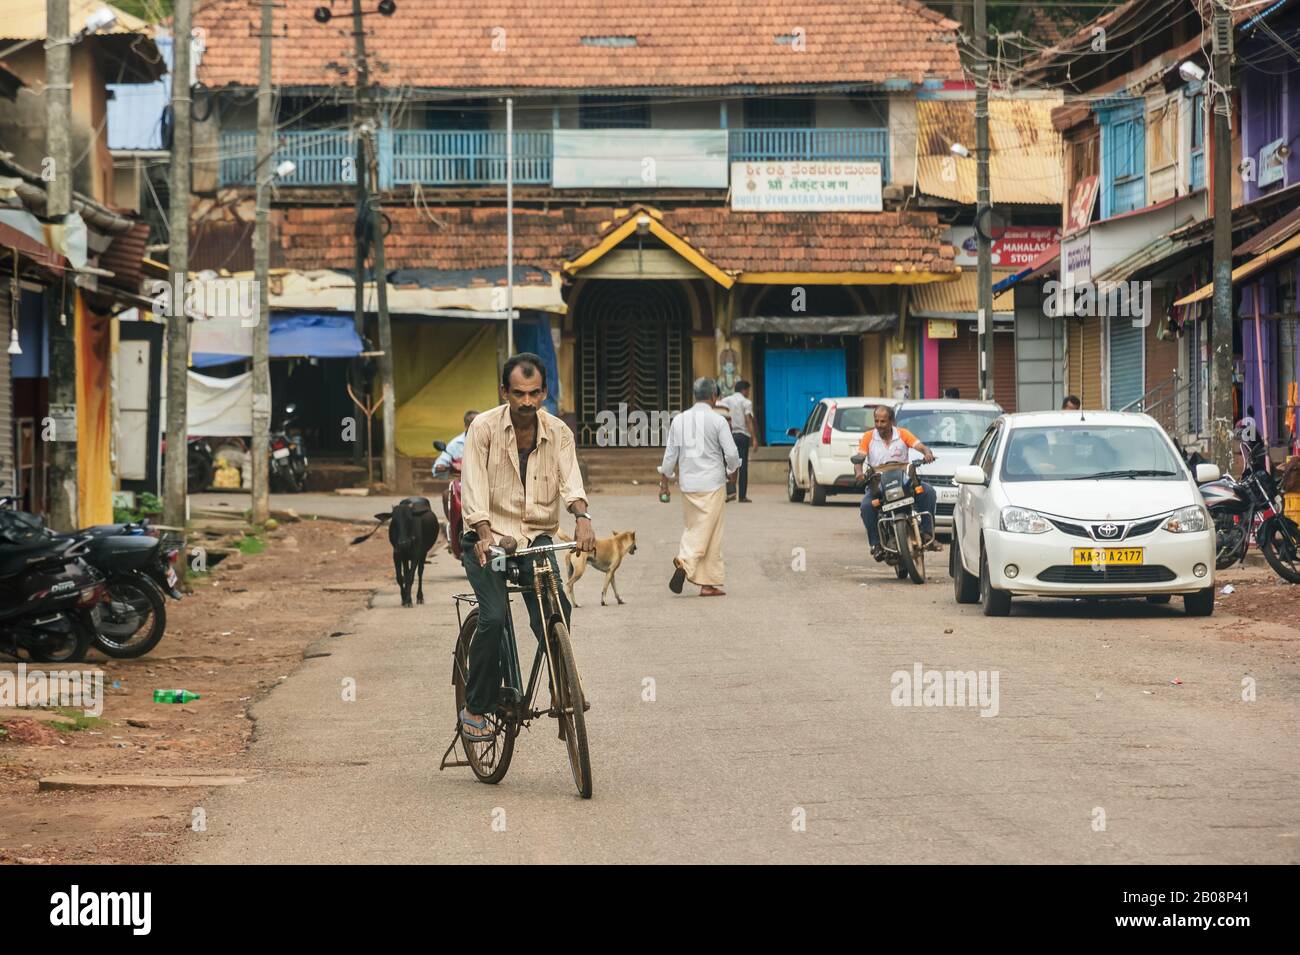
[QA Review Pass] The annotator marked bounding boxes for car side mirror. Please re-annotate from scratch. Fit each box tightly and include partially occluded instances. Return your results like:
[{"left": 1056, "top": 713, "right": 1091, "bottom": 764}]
[
  {"left": 1195, "top": 463, "right": 1221, "bottom": 484},
  {"left": 954, "top": 465, "right": 987, "bottom": 486},
  {"left": 786, "top": 427, "right": 800, "bottom": 438}
]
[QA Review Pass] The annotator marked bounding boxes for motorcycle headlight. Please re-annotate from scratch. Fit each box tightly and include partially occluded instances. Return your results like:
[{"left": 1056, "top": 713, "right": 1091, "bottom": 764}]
[
  {"left": 885, "top": 485, "right": 904, "bottom": 502},
  {"left": 1163, "top": 505, "right": 1208, "bottom": 533},
  {"left": 1000, "top": 506, "right": 1052, "bottom": 534}
]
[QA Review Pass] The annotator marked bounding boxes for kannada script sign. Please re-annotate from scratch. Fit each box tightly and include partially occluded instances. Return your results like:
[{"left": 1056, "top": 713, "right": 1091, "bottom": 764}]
[{"left": 731, "top": 161, "right": 883, "bottom": 212}]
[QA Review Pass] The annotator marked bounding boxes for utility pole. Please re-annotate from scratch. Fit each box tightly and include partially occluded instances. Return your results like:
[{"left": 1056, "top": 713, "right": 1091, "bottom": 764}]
[
  {"left": 350, "top": 0, "right": 369, "bottom": 468},
  {"left": 506, "top": 96, "right": 514, "bottom": 355},
  {"left": 974, "top": 0, "right": 994, "bottom": 403},
  {"left": 348, "top": 0, "right": 395, "bottom": 488},
  {"left": 163, "top": 0, "right": 193, "bottom": 528},
  {"left": 45, "top": 0, "right": 75, "bottom": 530},
  {"left": 251, "top": 0, "right": 273, "bottom": 523},
  {"left": 1209, "top": 1, "right": 1235, "bottom": 471}
]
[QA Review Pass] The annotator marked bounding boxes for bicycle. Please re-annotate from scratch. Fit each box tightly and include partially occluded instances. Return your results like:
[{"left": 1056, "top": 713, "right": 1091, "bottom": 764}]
[{"left": 439, "top": 538, "right": 593, "bottom": 799}]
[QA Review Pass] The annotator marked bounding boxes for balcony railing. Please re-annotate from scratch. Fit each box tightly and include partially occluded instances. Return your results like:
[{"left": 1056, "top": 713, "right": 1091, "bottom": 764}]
[
  {"left": 728, "top": 128, "right": 890, "bottom": 180},
  {"left": 217, "top": 126, "right": 891, "bottom": 187}
]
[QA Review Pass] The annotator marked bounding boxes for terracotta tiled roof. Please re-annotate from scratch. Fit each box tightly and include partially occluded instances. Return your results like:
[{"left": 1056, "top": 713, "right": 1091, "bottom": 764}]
[
  {"left": 275, "top": 203, "right": 956, "bottom": 275},
  {"left": 195, "top": 0, "right": 961, "bottom": 90}
]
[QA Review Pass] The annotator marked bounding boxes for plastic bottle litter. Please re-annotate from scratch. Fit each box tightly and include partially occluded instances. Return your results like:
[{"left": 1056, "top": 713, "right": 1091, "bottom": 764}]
[
  {"left": 153, "top": 689, "right": 201, "bottom": 704},
  {"left": 1221, "top": 584, "right": 1236, "bottom": 595}
]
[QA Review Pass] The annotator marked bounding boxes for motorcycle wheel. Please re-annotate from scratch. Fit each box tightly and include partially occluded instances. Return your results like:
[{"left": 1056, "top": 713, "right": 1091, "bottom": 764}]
[
  {"left": 94, "top": 573, "right": 167, "bottom": 658},
  {"left": 25, "top": 613, "right": 93, "bottom": 663},
  {"left": 896, "top": 520, "right": 925, "bottom": 584},
  {"left": 1258, "top": 516, "right": 1300, "bottom": 584}
]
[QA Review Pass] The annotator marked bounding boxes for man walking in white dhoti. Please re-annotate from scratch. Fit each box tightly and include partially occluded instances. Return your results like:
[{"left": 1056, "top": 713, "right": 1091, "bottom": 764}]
[{"left": 658, "top": 377, "right": 741, "bottom": 597}]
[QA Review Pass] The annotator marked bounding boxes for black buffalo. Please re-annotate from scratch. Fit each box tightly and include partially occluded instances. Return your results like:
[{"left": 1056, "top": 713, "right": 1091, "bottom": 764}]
[{"left": 351, "top": 497, "right": 440, "bottom": 607}]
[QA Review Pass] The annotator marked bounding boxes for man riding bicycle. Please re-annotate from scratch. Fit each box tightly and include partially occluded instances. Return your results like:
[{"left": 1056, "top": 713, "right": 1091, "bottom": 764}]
[
  {"left": 458, "top": 353, "right": 595, "bottom": 742},
  {"left": 854, "top": 405, "right": 938, "bottom": 561}
]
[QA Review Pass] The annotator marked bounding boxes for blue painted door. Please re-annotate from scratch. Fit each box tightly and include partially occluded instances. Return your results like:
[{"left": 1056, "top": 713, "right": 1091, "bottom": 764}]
[{"left": 764, "top": 348, "right": 848, "bottom": 444}]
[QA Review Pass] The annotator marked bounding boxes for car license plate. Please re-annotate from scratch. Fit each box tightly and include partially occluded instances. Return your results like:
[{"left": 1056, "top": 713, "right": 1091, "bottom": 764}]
[
  {"left": 165, "top": 567, "right": 178, "bottom": 588},
  {"left": 938, "top": 487, "right": 957, "bottom": 503},
  {"left": 272, "top": 447, "right": 291, "bottom": 459},
  {"left": 881, "top": 496, "right": 914, "bottom": 512},
  {"left": 1072, "top": 548, "right": 1144, "bottom": 566}
]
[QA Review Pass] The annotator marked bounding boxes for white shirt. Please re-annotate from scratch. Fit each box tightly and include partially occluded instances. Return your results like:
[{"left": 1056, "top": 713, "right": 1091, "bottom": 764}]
[
  {"left": 862, "top": 426, "right": 918, "bottom": 468},
  {"left": 716, "top": 392, "right": 753, "bottom": 436},
  {"left": 658, "top": 402, "right": 742, "bottom": 493}
]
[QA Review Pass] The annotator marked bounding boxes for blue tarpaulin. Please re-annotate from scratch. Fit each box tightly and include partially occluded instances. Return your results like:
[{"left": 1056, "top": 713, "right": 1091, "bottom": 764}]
[{"left": 191, "top": 313, "right": 364, "bottom": 368}]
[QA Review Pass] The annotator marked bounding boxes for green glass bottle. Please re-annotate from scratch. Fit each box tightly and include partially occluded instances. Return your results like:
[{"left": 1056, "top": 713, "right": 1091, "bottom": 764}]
[{"left": 153, "top": 689, "right": 201, "bottom": 704}]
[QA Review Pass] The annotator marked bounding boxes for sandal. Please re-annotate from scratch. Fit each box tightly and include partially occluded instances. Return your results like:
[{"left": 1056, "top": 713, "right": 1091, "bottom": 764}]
[
  {"left": 459, "top": 707, "right": 494, "bottom": 743},
  {"left": 669, "top": 559, "right": 686, "bottom": 594}
]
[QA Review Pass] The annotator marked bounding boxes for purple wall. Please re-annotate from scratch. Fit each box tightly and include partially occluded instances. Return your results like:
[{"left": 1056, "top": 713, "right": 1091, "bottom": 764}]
[{"left": 1240, "top": 12, "right": 1300, "bottom": 204}]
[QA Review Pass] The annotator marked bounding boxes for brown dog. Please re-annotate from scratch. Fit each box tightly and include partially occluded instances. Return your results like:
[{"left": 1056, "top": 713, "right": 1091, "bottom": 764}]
[{"left": 558, "top": 530, "right": 638, "bottom": 608}]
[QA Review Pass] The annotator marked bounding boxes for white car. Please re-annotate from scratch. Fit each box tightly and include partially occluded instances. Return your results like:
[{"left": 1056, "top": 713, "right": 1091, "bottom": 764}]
[
  {"left": 895, "top": 399, "right": 1002, "bottom": 535},
  {"left": 786, "top": 396, "right": 896, "bottom": 505},
  {"left": 949, "top": 411, "right": 1220, "bottom": 616}
]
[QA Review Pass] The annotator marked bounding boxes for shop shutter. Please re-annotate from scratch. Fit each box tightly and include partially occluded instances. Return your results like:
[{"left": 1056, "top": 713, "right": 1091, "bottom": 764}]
[
  {"left": 938, "top": 323, "right": 980, "bottom": 400},
  {"left": 1108, "top": 313, "right": 1145, "bottom": 409},
  {"left": 1082, "top": 319, "right": 1104, "bottom": 410},
  {"left": 993, "top": 331, "right": 1017, "bottom": 413}
]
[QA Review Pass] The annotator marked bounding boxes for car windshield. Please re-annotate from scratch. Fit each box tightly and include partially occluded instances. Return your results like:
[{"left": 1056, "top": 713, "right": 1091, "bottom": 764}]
[
  {"left": 999, "top": 425, "right": 1185, "bottom": 482},
  {"left": 832, "top": 405, "right": 883, "bottom": 433},
  {"left": 895, "top": 408, "right": 999, "bottom": 447}
]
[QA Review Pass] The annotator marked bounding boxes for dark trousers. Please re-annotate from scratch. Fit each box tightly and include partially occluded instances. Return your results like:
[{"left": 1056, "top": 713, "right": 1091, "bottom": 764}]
[
  {"left": 732, "top": 433, "right": 751, "bottom": 499},
  {"left": 860, "top": 483, "right": 936, "bottom": 548},
  {"left": 459, "top": 532, "right": 571, "bottom": 715}
]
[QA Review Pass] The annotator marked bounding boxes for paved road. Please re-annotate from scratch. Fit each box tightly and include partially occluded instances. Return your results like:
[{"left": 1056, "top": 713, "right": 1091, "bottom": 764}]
[{"left": 184, "top": 487, "right": 1300, "bottom": 864}]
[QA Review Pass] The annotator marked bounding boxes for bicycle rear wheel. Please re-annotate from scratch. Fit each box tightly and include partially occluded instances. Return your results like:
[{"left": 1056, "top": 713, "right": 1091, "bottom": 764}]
[
  {"left": 548, "top": 620, "right": 592, "bottom": 799},
  {"left": 452, "top": 610, "right": 515, "bottom": 784}
]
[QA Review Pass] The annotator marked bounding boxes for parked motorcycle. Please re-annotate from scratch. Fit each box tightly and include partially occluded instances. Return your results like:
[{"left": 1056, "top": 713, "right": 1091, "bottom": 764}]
[
  {"left": 0, "top": 510, "right": 103, "bottom": 663},
  {"left": 433, "top": 439, "right": 464, "bottom": 558},
  {"left": 1200, "top": 431, "right": 1300, "bottom": 583},
  {"left": 2, "top": 500, "right": 182, "bottom": 658},
  {"left": 270, "top": 403, "right": 309, "bottom": 493},
  {"left": 853, "top": 453, "right": 929, "bottom": 584}
]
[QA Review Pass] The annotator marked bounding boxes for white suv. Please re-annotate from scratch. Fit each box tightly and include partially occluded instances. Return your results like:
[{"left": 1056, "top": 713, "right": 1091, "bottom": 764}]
[
  {"left": 950, "top": 411, "right": 1220, "bottom": 616},
  {"left": 786, "top": 396, "right": 896, "bottom": 505},
  {"left": 895, "top": 399, "right": 1003, "bottom": 536}
]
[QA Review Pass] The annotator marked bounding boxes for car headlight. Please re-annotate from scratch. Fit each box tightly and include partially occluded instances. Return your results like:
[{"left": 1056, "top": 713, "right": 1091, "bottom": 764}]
[
  {"left": 1163, "top": 505, "right": 1208, "bottom": 533},
  {"left": 1000, "top": 506, "right": 1052, "bottom": 534},
  {"left": 885, "top": 485, "right": 904, "bottom": 502}
]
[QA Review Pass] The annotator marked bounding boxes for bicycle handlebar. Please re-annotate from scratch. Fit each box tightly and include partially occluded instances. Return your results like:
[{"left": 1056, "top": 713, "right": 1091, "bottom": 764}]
[{"left": 487, "top": 540, "right": 579, "bottom": 560}]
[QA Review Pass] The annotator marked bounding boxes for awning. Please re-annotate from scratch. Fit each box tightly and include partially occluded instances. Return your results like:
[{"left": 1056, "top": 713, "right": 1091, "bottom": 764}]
[
  {"left": 991, "top": 242, "right": 1060, "bottom": 293},
  {"left": 732, "top": 315, "right": 897, "bottom": 335},
  {"left": 910, "top": 270, "right": 1015, "bottom": 319},
  {"left": 1236, "top": 205, "right": 1300, "bottom": 257},
  {"left": 1091, "top": 230, "right": 1209, "bottom": 288},
  {"left": 1174, "top": 232, "right": 1300, "bottom": 306},
  {"left": 264, "top": 267, "right": 567, "bottom": 316},
  {"left": 191, "top": 313, "right": 365, "bottom": 368}
]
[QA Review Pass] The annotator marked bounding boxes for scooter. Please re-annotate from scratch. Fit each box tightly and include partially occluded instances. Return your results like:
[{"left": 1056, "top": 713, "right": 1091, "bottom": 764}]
[
  {"left": 0, "top": 511, "right": 103, "bottom": 663},
  {"left": 433, "top": 439, "right": 464, "bottom": 559},
  {"left": 853, "top": 453, "right": 930, "bottom": 584}
]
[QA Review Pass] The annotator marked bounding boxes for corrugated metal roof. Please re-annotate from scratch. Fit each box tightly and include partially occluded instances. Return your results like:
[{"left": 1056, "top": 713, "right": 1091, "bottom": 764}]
[
  {"left": 1236, "top": 206, "right": 1300, "bottom": 257},
  {"left": 910, "top": 270, "right": 1015, "bottom": 316},
  {"left": 915, "top": 97, "right": 1064, "bottom": 206},
  {"left": 1091, "top": 231, "right": 1209, "bottom": 287},
  {"left": 108, "top": 34, "right": 170, "bottom": 151}
]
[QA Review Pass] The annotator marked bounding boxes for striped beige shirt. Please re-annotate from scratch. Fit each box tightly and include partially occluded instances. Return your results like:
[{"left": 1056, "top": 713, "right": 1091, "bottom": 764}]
[{"left": 461, "top": 404, "right": 587, "bottom": 545}]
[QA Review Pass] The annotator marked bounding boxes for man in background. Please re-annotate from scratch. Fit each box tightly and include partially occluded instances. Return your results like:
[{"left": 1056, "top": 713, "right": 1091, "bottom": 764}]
[
  {"left": 659, "top": 377, "right": 740, "bottom": 597},
  {"left": 718, "top": 380, "right": 757, "bottom": 503},
  {"left": 433, "top": 410, "right": 479, "bottom": 477},
  {"left": 1062, "top": 395, "right": 1081, "bottom": 411}
]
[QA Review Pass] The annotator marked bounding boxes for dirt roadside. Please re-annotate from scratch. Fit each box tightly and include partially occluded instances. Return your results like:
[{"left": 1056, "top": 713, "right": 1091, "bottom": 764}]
[{"left": 0, "top": 516, "right": 405, "bottom": 865}]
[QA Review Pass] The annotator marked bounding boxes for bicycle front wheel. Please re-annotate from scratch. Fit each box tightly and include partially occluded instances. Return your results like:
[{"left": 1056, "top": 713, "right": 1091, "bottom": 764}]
[
  {"left": 453, "top": 610, "right": 515, "bottom": 785},
  {"left": 549, "top": 620, "right": 592, "bottom": 799}
]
